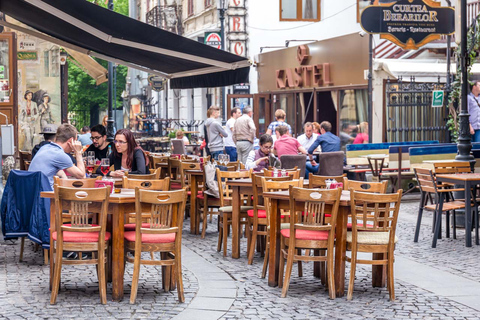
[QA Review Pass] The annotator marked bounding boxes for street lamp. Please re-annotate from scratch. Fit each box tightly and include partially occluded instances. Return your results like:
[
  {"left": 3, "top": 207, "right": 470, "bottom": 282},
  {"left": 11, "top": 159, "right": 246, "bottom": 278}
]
[
  {"left": 217, "top": 0, "right": 227, "bottom": 120},
  {"left": 455, "top": 0, "right": 474, "bottom": 165}
]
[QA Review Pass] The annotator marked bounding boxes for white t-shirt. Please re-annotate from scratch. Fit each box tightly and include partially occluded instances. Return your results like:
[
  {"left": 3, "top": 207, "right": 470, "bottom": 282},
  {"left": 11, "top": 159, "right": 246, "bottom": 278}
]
[
  {"left": 297, "top": 133, "right": 319, "bottom": 150},
  {"left": 223, "top": 118, "right": 236, "bottom": 147}
]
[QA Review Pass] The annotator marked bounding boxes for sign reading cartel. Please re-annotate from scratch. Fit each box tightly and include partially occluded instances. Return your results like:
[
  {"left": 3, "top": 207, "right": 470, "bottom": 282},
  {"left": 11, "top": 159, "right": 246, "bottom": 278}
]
[{"left": 360, "top": 0, "right": 454, "bottom": 50}]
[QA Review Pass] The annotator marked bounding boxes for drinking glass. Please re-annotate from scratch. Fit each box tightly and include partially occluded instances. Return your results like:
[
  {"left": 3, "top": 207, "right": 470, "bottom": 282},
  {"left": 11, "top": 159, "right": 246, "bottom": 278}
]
[
  {"left": 100, "top": 158, "right": 110, "bottom": 180},
  {"left": 86, "top": 156, "right": 95, "bottom": 177},
  {"left": 218, "top": 154, "right": 224, "bottom": 166},
  {"left": 225, "top": 154, "right": 230, "bottom": 166},
  {"left": 88, "top": 151, "right": 95, "bottom": 161}
]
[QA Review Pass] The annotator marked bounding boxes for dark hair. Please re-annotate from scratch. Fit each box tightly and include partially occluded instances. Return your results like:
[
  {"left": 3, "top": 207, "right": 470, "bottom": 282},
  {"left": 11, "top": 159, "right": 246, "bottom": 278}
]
[
  {"left": 55, "top": 124, "right": 77, "bottom": 143},
  {"left": 259, "top": 134, "right": 273, "bottom": 146},
  {"left": 81, "top": 126, "right": 90, "bottom": 133},
  {"left": 114, "top": 129, "right": 149, "bottom": 168},
  {"left": 320, "top": 121, "right": 332, "bottom": 132},
  {"left": 275, "top": 125, "right": 289, "bottom": 136},
  {"left": 24, "top": 90, "right": 33, "bottom": 100},
  {"left": 41, "top": 94, "right": 51, "bottom": 103},
  {"left": 90, "top": 124, "right": 107, "bottom": 136},
  {"left": 231, "top": 107, "right": 240, "bottom": 116}
]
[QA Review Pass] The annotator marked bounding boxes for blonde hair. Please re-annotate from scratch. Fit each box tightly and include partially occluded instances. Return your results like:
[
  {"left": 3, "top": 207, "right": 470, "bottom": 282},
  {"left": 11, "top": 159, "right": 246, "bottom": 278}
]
[
  {"left": 312, "top": 122, "right": 320, "bottom": 133},
  {"left": 102, "top": 115, "right": 108, "bottom": 127},
  {"left": 275, "top": 109, "right": 286, "bottom": 120},
  {"left": 358, "top": 122, "right": 368, "bottom": 133},
  {"left": 176, "top": 131, "right": 184, "bottom": 139}
]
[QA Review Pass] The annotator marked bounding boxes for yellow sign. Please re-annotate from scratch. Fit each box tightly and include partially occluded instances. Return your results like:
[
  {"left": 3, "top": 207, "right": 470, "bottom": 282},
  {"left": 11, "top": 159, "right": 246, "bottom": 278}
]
[{"left": 17, "top": 51, "right": 38, "bottom": 60}]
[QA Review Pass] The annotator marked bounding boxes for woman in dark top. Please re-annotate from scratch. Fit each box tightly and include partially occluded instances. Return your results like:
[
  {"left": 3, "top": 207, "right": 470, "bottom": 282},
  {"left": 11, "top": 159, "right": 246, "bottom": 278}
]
[{"left": 97, "top": 129, "right": 149, "bottom": 177}]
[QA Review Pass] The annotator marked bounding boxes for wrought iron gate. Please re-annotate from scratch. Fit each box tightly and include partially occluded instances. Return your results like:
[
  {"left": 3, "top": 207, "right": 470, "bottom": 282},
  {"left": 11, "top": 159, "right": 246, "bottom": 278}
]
[{"left": 386, "top": 76, "right": 449, "bottom": 143}]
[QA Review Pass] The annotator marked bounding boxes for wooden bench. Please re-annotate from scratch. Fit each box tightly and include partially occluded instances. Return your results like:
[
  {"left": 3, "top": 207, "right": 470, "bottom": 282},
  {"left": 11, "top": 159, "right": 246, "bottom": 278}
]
[{"left": 410, "top": 143, "right": 480, "bottom": 172}]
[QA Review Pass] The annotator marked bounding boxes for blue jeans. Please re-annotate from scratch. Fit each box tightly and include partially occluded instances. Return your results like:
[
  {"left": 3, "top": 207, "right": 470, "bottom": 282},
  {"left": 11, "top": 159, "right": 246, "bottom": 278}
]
[
  {"left": 305, "top": 161, "right": 319, "bottom": 179},
  {"left": 211, "top": 150, "right": 223, "bottom": 160},
  {"left": 224, "top": 146, "right": 238, "bottom": 162},
  {"left": 473, "top": 130, "right": 480, "bottom": 142}
]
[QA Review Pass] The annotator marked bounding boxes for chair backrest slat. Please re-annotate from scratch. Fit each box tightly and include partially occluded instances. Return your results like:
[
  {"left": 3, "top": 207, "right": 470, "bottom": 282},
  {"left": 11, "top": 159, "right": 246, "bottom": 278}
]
[
  {"left": 309, "top": 174, "right": 346, "bottom": 189},
  {"left": 342, "top": 177, "right": 388, "bottom": 193}
]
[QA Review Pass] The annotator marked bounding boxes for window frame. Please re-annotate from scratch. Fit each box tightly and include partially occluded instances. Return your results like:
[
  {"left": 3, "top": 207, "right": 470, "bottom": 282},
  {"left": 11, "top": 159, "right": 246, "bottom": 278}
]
[
  {"left": 205, "top": 0, "right": 212, "bottom": 9},
  {"left": 279, "top": 0, "right": 321, "bottom": 22},
  {"left": 188, "top": 0, "right": 194, "bottom": 16}
]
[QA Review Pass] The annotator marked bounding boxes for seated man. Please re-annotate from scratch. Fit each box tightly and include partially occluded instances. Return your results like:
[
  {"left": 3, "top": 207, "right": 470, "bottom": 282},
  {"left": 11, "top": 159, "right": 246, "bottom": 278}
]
[
  {"left": 31, "top": 124, "right": 57, "bottom": 159},
  {"left": 84, "top": 124, "right": 114, "bottom": 160},
  {"left": 29, "top": 123, "right": 86, "bottom": 187},
  {"left": 306, "top": 121, "right": 341, "bottom": 177},
  {"left": 77, "top": 126, "right": 91, "bottom": 146},
  {"left": 297, "top": 122, "right": 319, "bottom": 150},
  {"left": 273, "top": 125, "right": 307, "bottom": 159}
]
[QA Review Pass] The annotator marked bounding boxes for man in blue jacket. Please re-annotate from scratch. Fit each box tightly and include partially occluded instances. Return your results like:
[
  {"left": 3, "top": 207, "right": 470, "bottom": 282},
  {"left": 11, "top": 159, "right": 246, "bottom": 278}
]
[{"left": 306, "top": 121, "right": 341, "bottom": 176}]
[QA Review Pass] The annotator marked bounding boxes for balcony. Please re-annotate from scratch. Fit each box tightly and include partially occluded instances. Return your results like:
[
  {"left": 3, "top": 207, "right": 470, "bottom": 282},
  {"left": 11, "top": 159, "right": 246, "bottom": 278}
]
[{"left": 146, "top": 5, "right": 161, "bottom": 28}]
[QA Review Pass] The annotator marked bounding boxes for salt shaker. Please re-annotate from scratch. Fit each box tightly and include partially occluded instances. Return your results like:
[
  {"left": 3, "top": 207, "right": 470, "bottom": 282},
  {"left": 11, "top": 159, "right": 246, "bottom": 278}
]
[
  {"left": 273, "top": 168, "right": 279, "bottom": 177},
  {"left": 281, "top": 169, "right": 287, "bottom": 177}
]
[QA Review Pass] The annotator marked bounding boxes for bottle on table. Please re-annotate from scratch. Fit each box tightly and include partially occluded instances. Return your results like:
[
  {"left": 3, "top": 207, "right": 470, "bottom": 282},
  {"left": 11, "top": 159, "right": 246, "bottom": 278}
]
[{"left": 106, "top": 145, "right": 112, "bottom": 157}]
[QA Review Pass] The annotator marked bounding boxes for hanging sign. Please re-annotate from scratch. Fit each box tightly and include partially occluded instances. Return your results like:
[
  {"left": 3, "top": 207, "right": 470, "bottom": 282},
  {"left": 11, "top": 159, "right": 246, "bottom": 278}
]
[
  {"left": 204, "top": 32, "right": 222, "bottom": 49},
  {"left": 432, "top": 90, "right": 444, "bottom": 108},
  {"left": 148, "top": 75, "right": 166, "bottom": 91},
  {"left": 360, "top": 0, "right": 454, "bottom": 50},
  {"left": 17, "top": 51, "right": 38, "bottom": 60}
]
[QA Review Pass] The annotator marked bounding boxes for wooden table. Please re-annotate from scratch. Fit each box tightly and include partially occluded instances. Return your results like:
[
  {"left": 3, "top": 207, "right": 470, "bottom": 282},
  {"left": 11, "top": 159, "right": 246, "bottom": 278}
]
[
  {"left": 226, "top": 178, "right": 309, "bottom": 259},
  {"left": 263, "top": 189, "right": 385, "bottom": 297},
  {"left": 361, "top": 154, "right": 388, "bottom": 181},
  {"left": 187, "top": 169, "right": 204, "bottom": 235},
  {"left": 41, "top": 189, "right": 135, "bottom": 301},
  {"left": 435, "top": 173, "right": 480, "bottom": 247}
]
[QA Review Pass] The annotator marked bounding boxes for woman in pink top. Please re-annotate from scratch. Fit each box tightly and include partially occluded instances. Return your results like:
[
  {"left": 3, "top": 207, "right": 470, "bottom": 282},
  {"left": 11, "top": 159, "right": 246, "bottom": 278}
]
[{"left": 353, "top": 122, "right": 369, "bottom": 144}]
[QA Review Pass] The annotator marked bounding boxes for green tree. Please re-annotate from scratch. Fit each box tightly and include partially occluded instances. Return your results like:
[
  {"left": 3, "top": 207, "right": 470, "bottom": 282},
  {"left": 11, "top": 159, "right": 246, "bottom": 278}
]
[{"left": 67, "top": 0, "right": 128, "bottom": 130}]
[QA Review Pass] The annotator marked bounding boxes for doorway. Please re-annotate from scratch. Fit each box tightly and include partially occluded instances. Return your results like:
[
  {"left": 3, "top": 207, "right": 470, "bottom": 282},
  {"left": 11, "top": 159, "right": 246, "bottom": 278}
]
[{"left": 316, "top": 91, "right": 337, "bottom": 134}]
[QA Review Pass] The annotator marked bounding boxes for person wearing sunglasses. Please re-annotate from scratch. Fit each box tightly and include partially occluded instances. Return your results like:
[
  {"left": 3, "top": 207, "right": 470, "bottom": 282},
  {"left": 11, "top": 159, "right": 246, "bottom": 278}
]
[
  {"left": 96, "top": 129, "right": 149, "bottom": 177},
  {"left": 84, "top": 124, "right": 114, "bottom": 161}
]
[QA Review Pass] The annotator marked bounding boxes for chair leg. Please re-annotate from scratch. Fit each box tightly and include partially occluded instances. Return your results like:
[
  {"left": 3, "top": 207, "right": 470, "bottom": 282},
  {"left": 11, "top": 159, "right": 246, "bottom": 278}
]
[
  {"left": 347, "top": 245, "right": 357, "bottom": 301},
  {"left": 387, "top": 250, "right": 395, "bottom": 301},
  {"left": 44, "top": 248, "right": 49, "bottom": 265},
  {"left": 98, "top": 246, "right": 107, "bottom": 305},
  {"left": 297, "top": 249, "right": 303, "bottom": 277},
  {"left": 161, "top": 252, "right": 171, "bottom": 292},
  {"left": 432, "top": 194, "right": 444, "bottom": 248},
  {"left": 278, "top": 239, "right": 286, "bottom": 288},
  {"left": 446, "top": 210, "right": 450, "bottom": 238},
  {"left": 281, "top": 244, "right": 295, "bottom": 298},
  {"left": 19, "top": 237, "right": 25, "bottom": 262},
  {"left": 327, "top": 249, "right": 335, "bottom": 299},
  {"left": 453, "top": 210, "right": 457, "bottom": 240},
  {"left": 223, "top": 214, "right": 228, "bottom": 257},
  {"left": 217, "top": 217, "right": 223, "bottom": 252},
  {"left": 50, "top": 241, "right": 63, "bottom": 305},
  {"left": 261, "top": 236, "right": 269, "bottom": 279},
  {"left": 248, "top": 221, "right": 258, "bottom": 265},
  {"left": 129, "top": 247, "right": 142, "bottom": 304},
  {"left": 414, "top": 192, "right": 425, "bottom": 242}
]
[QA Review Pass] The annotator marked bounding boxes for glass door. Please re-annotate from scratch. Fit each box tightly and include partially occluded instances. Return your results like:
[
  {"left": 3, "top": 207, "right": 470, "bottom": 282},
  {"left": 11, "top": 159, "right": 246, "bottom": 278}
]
[
  {"left": 226, "top": 94, "right": 253, "bottom": 118},
  {"left": 253, "top": 93, "right": 271, "bottom": 137}
]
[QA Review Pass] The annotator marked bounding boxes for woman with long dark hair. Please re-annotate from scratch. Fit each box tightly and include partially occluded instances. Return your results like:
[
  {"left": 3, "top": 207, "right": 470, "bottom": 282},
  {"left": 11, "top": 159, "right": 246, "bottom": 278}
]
[{"left": 97, "top": 129, "right": 149, "bottom": 177}]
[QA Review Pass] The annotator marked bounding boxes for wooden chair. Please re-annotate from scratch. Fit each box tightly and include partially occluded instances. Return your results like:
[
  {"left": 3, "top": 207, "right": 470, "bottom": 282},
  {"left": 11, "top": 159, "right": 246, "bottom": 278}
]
[
  {"left": 263, "top": 168, "right": 301, "bottom": 179},
  {"left": 261, "top": 178, "right": 305, "bottom": 279},
  {"left": 179, "top": 161, "right": 201, "bottom": 189},
  {"left": 53, "top": 176, "right": 101, "bottom": 188},
  {"left": 122, "top": 177, "right": 170, "bottom": 190},
  {"left": 247, "top": 173, "right": 293, "bottom": 265},
  {"left": 309, "top": 174, "right": 347, "bottom": 189},
  {"left": 343, "top": 177, "right": 388, "bottom": 193},
  {"left": 279, "top": 186, "right": 341, "bottom": 299},
  {"left": 346, "top": 189, "right": 402, "bottom": 300},
  {"left": 126, "top": 170, "right": 159, "bottom": 180},
  {"left": 215, "top": 169, "right": 253, "bottom": 256},
  {"left": 227, "top": 161, "right": 245, "bottom": 170},
  {"left": 168, "top": 158, "right": 183, "bottom": 189},
  {"left": 24, "top": 160, "right": 31, "bottom": 171},
  {"left": 50, "top": 185, "right": 111, "bottom": 304},
  {"left": 413, "top": 168, "right": 466, "bottom": 247},
  {"left": 20, "top": 151, "right": 32, "bottom": 170},
  {"left": 125, "top": 188, "right": 186, "bottom": 304},
  {"left": 268, "top": 166, "right": 298, "bottom": 171},
  {"left": 433, "top": 161, "right": 471, "bottom": 174}
]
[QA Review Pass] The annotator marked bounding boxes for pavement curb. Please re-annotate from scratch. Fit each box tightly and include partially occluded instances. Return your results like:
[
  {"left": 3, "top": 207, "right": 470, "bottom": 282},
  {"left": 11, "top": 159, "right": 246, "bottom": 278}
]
[{"left": 172, "top": 246, "right": 237, "bottom": 320}]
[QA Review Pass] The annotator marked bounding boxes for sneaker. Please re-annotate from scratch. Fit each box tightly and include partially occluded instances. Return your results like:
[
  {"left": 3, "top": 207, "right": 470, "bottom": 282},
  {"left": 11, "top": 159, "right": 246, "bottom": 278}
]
[{"left": 64, "top": 252, "right": 78, "bottom": 260}]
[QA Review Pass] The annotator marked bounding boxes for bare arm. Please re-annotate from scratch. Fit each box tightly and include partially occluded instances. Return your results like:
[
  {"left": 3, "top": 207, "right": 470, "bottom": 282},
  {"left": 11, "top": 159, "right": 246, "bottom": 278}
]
[
  {"left": 298, "top": 146, "right": 307, "bottom": 154},
  {"left": 65, "top": 140, "right": 85, "bottom": 178}
]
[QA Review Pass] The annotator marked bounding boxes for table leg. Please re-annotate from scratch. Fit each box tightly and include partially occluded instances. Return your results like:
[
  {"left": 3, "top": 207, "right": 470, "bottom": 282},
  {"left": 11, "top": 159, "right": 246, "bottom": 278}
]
[
  {"left": 190, "top": 175, "right": 198, "bottom": 234},
  {"left": 268, "top": 199, "right": 280, "bottom": 287},
  {"left": 465, "top": 181, "right": 472, "bottom": 247},
  {"left": 111, "top": 203, "right": 125, "bottom": 301},
  {"left": 231, "top": 185, "right": 240, "bottom": 259},
  {"left": 334, "top": 206, "right": 348, "bottom": 297}
]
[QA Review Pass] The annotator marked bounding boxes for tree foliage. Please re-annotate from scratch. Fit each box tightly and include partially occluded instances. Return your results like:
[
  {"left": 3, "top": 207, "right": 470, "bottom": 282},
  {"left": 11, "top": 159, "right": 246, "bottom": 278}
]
[{"left": 67, "top": 0, "right": 128, "bottom": 129}]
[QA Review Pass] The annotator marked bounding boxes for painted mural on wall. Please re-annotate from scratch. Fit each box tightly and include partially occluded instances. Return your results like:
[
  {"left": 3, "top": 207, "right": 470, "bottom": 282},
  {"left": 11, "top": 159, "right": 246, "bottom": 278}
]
[{"left": 17, "top": 32, "right": 61, "bottom": 151}]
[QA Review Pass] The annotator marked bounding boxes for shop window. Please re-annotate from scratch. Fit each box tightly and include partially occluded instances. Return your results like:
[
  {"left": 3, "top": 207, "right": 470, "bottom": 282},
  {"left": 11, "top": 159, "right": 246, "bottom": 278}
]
[
  {"left": 44, "top": 47, "right": 60, "bottom": 77},
  {"left": 357, "top": 0, "right": 371, "bottom": 23},
  {"left": 280, "top": 0, "right": 320, "bottom": 22},
  {"left": 339, "top": 89, "right": 369, "bottom": 151},
  {"left": 0, "top": 39, "right": 10, "bottom": 103},
  {"left": 188, "top": 0, "right": 194, "bottom": 16}
]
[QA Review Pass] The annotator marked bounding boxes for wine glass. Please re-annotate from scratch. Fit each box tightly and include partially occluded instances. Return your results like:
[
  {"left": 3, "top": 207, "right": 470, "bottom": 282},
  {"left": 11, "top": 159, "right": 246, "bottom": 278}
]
[
  {"left": 86, "top": 156, "right": 95, "bottom": 178},
  {"left": 100, "top": 158, "right": 110, "bottom": 180},
  {"left": 225, "top": 154, "right": 230, "bottom": 167}
]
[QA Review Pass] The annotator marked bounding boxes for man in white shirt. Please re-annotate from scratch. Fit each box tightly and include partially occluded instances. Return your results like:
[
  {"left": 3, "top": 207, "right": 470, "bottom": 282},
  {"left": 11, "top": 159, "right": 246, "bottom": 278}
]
[
  {"left": 297, "top": 122, "right": 318, "bottom": 150},
  {"left": 224, "top": 107, "right": 242, "bottom": 161}
]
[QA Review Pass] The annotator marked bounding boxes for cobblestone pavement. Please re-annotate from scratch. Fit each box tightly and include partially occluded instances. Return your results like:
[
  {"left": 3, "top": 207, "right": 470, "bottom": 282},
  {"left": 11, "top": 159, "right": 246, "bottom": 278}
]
[{"left": 1, "top": 194, "right": 480, "bottom": 319}]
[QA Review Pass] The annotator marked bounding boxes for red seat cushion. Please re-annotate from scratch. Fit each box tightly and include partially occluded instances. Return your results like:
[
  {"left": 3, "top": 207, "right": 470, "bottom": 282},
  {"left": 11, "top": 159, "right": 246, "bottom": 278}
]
[
  {"left": 52, "top": 230, "right": 111, "bottom": 242},
  {"left": 197, "top": 193, "right": 205, "bottom": 200},
  {"left": 171, "top": 182, "right": 182, "bottom": 189},
  {"left": 247, "top": 209, "right": 285, "bottom": 219},
  {"left": 124, "top": 231, "right": 176, "bottom": 243},
  {"left": 187, "top": 191, "right": 203, "bottom": 196},
  {"left": 347, "top": 223, "right": 374, "bottom": 230},
  {"left": 280, "top": 229, "right": 329, "bottom": 241},
  {"left": 124, "top": 223, "right": 152, "bottom": 231}
]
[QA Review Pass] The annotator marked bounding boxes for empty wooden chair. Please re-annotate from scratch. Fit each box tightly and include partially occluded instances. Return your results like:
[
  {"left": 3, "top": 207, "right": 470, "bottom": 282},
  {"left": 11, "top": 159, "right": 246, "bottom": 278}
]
[
  {"left": 50, "top": 185, "right": 111, "bottom": 304},
  {"left": 124, "top": 188, "right": 186, "bottom": 304},
  {"left": 126, "top": 169, "right": 159, "bottom": 180},
  {"left": 279, "top": 186, "right": 341, "bottom": 299},
  {"left": 343, "top": 177, "right": 388, "bottom": 193},
  {"left": 53, "top": 176, "right": 101, "bottom": 188},
  {"left": 346, "top": 189, "right": 402, "bottom": 300},
  {"left": 168, "top": 158, "right": 183, "bottom": 189},
  {"left": 309, "top": 174, "right": 346, "bottom": 189}
]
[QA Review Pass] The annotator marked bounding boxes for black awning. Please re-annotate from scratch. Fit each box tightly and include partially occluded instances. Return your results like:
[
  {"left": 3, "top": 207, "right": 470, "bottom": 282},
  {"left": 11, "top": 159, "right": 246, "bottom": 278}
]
[{"left": 0, "top": 0, "right": 250, "bottom": 88}]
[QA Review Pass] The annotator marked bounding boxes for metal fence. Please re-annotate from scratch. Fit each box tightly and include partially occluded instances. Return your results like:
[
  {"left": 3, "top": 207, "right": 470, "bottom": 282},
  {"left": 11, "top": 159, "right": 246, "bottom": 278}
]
[{"left": 386, "top": 76, "right": 449, "bottom": 143}]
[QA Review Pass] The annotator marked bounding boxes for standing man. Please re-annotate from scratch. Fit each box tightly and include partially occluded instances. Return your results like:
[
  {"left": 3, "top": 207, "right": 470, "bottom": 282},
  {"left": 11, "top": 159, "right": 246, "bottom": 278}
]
[
  {"left": 297, "top": 122, "right": 319, "bottom": 150},
  {"left": 306, "top": 121, "right": 341, "bottom": 176},
  {"left": 234, "top": 106, "right": 256, "bottom": 164},
  {"left": 85, "top": 124, "right": 114, "bottom": 160},
  {"left": 224, "top": 107, "right": 242, "bottom": 162},
  {"left": 29, "top": 124, "right": 86, "bottom": 187},
  {"left": 205, "top": 106, "right": 228, "bottom": 160},
  {"left": 469, "top": 81, "right": 480, "bottom": 142},
  {"left": 266, "top": 109, "right": 292, "bottom": 140},
  {"left": 77, "top": 126, "right": 91, "bottom": 146}
]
